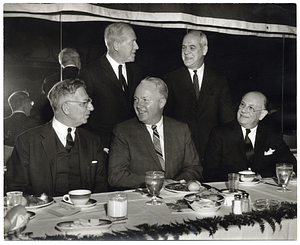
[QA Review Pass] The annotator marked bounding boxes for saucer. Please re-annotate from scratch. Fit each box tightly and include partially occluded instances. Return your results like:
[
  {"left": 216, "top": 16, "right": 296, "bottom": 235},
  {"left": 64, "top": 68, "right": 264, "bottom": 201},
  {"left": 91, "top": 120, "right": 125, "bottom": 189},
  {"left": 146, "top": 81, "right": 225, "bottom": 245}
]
[
  {"left": 239, "top": 179, "right": 261, "bottom": 186},
  {"left": 61, "top": 198, "right": 97, "bottom": 209}
]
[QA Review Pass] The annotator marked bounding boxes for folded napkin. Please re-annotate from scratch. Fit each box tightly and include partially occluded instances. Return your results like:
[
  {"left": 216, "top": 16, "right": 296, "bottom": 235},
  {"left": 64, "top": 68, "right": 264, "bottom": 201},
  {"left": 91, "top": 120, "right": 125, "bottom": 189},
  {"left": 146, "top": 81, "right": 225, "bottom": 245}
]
[{"left": 43, "top": 202, "right": 81, "bottom": 217}]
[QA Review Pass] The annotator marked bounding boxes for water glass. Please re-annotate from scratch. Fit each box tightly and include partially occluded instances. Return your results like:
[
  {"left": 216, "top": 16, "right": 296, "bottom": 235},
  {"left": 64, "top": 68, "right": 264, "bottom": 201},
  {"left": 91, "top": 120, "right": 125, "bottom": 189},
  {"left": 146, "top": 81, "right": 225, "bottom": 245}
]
[{"left": 228, "top": 173, "right": 239, "bottom": 192}]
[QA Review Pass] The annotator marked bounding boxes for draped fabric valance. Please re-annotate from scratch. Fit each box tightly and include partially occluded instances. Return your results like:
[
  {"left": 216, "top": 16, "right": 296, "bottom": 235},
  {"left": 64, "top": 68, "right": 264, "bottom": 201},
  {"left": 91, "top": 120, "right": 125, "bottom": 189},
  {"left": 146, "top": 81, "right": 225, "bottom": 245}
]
[{"left": 3, "top": 3, "right": 296, "bottom": 38}]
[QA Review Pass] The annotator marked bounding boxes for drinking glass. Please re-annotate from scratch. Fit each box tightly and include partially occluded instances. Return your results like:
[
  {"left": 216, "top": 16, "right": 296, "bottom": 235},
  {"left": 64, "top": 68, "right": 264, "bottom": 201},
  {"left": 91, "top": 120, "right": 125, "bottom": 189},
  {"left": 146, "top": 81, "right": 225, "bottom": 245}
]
[
  {"left": 145, "top": 171, "right": 165, "bottom": 205},
  {"left": 276, "top": 163, "right": 293, "bottom": 192}
]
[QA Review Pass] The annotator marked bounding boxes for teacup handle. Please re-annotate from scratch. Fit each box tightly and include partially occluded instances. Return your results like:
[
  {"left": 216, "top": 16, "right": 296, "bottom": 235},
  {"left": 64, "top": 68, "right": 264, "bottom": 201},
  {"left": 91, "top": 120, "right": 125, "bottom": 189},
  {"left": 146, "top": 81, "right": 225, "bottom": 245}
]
[{"left": 62, "top": 194, "right": 73, "bottom": 204}]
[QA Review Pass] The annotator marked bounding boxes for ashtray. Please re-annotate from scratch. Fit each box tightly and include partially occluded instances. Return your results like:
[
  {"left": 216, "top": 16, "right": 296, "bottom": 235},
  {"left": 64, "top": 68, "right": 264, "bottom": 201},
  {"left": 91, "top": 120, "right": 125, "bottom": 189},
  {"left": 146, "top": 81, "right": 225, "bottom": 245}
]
[{"left": 253, "top": 199, "right": 280, "bottom": 211}]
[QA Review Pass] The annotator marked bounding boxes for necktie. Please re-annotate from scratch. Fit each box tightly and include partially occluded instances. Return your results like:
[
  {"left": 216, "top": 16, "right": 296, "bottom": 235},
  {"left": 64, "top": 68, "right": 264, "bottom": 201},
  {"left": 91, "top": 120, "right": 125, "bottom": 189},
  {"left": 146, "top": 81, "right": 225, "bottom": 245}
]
[
  {"left": 66, "top": 128, "right": 74, "bottom": 152},
  {"left": 244, "top": 129, "right": 254, "bottom": 166},
  {"left": 193, "top": 70, "right": 200, "bottom": 100},
  {"left": 118, "top": 65, "right": 128, "bottom": 95},
  {"left": 152, "top": 125, "right": 165, "bottom": 171}
]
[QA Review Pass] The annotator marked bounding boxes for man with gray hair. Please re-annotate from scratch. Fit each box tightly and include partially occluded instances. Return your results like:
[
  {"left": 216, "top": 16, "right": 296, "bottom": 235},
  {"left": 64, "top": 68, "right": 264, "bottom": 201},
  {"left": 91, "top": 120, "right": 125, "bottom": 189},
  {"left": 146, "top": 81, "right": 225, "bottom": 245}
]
[
  {"left": 4, "top": 91, "right": 40, "bottom": 146},
  {"left": 5, "top": 78, "right": 108, "bottom": 196},
  {"left": 79, "top": 22, "right": 143, "bottom": 151},
  {"left": 108, "top": 77, "right": 203, "bottom": 190},
  {"left": 164, "top": 30, "right": 234, "bottom": 162}
]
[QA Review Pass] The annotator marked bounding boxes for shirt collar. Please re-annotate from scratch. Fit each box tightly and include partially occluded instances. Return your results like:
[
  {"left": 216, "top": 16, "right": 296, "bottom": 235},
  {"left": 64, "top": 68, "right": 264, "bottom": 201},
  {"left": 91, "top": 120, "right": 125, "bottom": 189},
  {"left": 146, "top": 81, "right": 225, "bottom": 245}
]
[
  {"left": 106, "top": 53, "right": 125, "bottom": 77},
  {"left": 145, "top": 116, "right": 163, "bottom": 131},
  {"left": 52, "top": 117, "right": 76, "bottom": 143},
  {"left": 188, "top": 63, "right": 204, "bottom": 76}
]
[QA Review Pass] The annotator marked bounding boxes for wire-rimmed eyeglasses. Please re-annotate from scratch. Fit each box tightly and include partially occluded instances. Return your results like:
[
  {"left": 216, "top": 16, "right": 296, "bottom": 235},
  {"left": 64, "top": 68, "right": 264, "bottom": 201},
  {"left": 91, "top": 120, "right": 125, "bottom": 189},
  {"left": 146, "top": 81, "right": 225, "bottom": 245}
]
[
  {"left": 64, "top": 98, "right": 92, "bottom": 108},
  {"left": 238, "top": 102, "right": 266, "bottom": 113}
]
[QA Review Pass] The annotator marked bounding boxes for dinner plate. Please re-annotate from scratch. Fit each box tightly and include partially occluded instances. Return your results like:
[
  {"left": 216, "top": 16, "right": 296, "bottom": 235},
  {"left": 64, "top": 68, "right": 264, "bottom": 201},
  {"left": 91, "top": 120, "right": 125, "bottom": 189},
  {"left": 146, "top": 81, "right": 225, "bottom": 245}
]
[
  {"left": 25, "top": 197, "right": 54, "bottom": 210},
  {"left": 164, "top": 183, "right": 211, "bottom": 194},
  {"left": 184, "top": 192, "right": 225, "bottom": 203},
  {"left": 55, "top": 219, "right": 112, "bottom": 233},
  {"left": 61, "top": 198, "right": 97, "bottom": 209}
]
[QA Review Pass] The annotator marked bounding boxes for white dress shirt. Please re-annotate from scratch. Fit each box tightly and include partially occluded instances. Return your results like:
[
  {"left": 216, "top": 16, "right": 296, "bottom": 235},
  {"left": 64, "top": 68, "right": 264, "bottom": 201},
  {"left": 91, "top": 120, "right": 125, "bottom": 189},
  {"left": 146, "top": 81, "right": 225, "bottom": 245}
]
[
  {"left": 188, "top": 63, "right": 205, "bottom": 91},
  {"left": 145, "top": 117, "right": 165, "bottom": 160},
  {"left": 241, "top": 125, "right": 258, "bottom": 147},
  {"left": 52, "top": 117, "right": 76, "bottom": 147}
]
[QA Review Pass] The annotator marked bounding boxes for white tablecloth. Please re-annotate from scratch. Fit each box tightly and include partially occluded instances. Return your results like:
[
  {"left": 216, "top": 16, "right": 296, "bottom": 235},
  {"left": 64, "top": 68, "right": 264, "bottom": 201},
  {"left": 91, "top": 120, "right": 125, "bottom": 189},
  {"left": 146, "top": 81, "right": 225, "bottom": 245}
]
[{"left": 20, "top": 178, "right": 297, "bottom": 240}]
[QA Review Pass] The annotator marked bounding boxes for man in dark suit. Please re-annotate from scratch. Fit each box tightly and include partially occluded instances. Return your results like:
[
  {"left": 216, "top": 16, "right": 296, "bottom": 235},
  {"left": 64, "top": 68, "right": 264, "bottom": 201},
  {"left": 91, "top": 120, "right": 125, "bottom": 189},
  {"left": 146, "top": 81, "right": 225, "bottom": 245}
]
[
  {"left": 4, "top": 91, "right": 41, "bottom": 146},
  {"left": 203, "top": 91, "right": 297, "bottom": 182},
  {"left": 79, "top": 22, "right": 143, "bottom": 150},
  {"left": 164, "top": 30, "right": 234, "bottom": 161},
  {"left": 41, "top": 48, "right": 81, "bottom": 123},
  {"left": 108, "top": 77, "right": 203, "bottom": 189},
  {"left": 5, "top": 79, "right": 108, "bottom": 196}
]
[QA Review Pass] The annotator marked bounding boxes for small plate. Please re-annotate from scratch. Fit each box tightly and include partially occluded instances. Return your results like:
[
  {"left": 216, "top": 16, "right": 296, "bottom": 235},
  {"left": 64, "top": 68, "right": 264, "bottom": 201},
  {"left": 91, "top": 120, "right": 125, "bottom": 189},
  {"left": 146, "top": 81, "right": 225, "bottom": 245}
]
[
  {"left": 56, "top": 219, "right": 112, "bottom": 233},
  {"left": 239, "top": 179, "right": 261, "bottom": 186},
  {"left": 164, "top": 183, "right": 211, "bottom": 194},
  {"left": 25, "top": 197, "right": 54, "bottom": 210},
  {"left": 219, "top": 189, "right": 246, "bottom": 195},
  {"left": 61, "top": 198, "right": 97, "bottom": 208}
]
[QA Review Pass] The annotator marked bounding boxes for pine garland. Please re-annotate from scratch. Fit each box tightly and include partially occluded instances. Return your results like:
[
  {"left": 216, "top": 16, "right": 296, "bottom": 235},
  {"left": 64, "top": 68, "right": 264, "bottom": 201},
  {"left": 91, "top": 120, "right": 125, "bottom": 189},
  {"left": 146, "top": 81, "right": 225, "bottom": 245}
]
[{"left": 8, "top": 201, "right": 297, "bottom": 241}]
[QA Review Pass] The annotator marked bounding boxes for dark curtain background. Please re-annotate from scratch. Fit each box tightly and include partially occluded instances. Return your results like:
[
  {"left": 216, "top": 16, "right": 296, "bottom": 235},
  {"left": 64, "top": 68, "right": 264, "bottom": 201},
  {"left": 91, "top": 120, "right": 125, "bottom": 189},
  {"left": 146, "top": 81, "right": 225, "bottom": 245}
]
[{"left": 4, "top": 17, "right": 296, "bottom": 133}]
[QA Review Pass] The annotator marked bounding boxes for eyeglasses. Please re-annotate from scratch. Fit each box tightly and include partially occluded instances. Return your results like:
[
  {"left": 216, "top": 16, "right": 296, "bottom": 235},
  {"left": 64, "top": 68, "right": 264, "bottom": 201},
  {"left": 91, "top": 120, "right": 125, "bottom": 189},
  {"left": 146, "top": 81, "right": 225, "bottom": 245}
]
[
  {"left": 65, "top": 98, "right": 92, "bottom": 108},
  {"left": 239, "top": 102, "right": 265, "bottom": 113}
]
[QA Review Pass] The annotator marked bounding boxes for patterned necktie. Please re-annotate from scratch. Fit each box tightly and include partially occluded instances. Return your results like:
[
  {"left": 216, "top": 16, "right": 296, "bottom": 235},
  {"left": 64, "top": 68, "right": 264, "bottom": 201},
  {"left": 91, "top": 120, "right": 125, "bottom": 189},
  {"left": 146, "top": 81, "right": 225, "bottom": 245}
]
[
  {"left": 245, "top": 129, "right": 254, "bottom": 166},
  {"left": 118, "top": 64, "right": 128, "bottom": 95},
  {"left": 151, "top": 125, "right": 165, "bottom": 171},
  {"left": 66, "top": 128, "right": 74, "bottom": 152},
  {"left": 193, "top": 70, "right": 200, "bottom": 100}
]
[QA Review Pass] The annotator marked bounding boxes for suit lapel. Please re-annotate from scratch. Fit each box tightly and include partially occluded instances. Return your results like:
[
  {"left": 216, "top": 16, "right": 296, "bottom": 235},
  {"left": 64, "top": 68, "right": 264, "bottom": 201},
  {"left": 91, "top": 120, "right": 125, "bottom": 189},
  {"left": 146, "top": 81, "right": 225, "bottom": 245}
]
[
  {"left": 232, "top": 121, "right": 248, "bottom": 162},
  {"left": 198, "top": 69, "right": 214, "bottom": 108},
  {"left": 180, "top": 67, "right": 198, "bottom": 101},
  {"left": 101, "top": 56, "right": 123, "bottom": 91},
  {"left": 76, "top": 129, "right": 89, "bottom": 186},
  {"left": 137, "top": 120, "right": 162, "bottom": 170},
  {"left": 41, "top": 122, "right": 57, "bottom": 193},
  {"left": 163, "top": 117, "right": 172, "bottom": 174}
]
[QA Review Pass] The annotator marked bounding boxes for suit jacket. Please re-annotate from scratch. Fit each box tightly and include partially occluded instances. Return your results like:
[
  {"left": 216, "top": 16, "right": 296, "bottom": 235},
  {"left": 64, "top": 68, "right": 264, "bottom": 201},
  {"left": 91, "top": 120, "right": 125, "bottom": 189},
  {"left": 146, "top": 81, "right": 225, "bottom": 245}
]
[
  {"left": 203, "top": 120, "right": 297, "bottom": 182},
  {"left": 78, "top": 55, "right": 143, "bottom": 148},
  {"left": 4, "top": 112, "right": 41, "bottom": 147},
  {"left": 5, "top": 122, "right": 108, "bottom": 196},
  {"left": 108, "top": 116, "right": 203, "bottom": 189},
  {"left": 164, "top": 66, "right": 234, "bottom": 160},
  {"left": 42, "top": 66, "right": 80, "bottom": 95},
  {"left": 41, "top": 66, "right": 80, "bottom": 123}
]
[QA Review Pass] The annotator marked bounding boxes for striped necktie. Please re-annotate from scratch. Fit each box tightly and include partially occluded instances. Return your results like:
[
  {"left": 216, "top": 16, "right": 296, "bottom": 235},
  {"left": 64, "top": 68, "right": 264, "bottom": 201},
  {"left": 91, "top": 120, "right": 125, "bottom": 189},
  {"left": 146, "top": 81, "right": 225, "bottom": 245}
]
[
  {"left": 244, "top": 129, "right": 254, "bottom": 167},
  {"left": 151, "top": 125, "right": 165, "bottom": 171},
  {"left": 66, "top": 128, "right": 74, "bottom": 152},
  {"left": 193, "top": 70, "right": 200, "bottom": 100}
]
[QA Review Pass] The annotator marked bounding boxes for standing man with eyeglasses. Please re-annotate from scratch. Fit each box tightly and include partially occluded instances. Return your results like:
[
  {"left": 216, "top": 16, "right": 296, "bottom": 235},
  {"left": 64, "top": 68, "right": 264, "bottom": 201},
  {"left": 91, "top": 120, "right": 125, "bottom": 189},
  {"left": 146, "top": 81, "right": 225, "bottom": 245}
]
[
  {"left": 5, "top": 79, "right": 108, "bottom": 196},
  {"left": 203, "top": 91, "right": 296, "bottom": 182},
  {"left": 78, "top": 22, "right": 143, "bottom": 152},
  {"left": 4, "top": 91, "right": 41, "bottom": 147},
  {"left": 163, "top": 30, "right": 234, "bottom": 162}
]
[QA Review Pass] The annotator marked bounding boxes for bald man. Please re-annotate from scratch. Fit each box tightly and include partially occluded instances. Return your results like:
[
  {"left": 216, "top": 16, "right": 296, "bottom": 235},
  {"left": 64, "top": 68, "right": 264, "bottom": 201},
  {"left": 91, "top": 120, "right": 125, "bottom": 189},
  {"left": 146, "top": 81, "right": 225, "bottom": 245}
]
[{"left": 203, "top": 91, "right": 296, "bottom": 182}]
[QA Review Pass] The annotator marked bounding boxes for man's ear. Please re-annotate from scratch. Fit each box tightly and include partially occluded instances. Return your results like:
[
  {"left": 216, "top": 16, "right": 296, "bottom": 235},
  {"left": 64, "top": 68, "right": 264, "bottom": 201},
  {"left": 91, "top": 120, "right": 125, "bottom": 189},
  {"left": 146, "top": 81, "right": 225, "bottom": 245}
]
[
  {"left": 61, "top": 103, "right": 70, "bottom": 115},
  {"left": 259, "top": 110, "right": 268, "bottom": 121},
  {"left": 203, "top": 44, "right": 208, "bottom": 56},
  {"left": 160, "top": 97, "right": 167, "bottom": 109},
  {"left": 113, "top": 40, "right": 120, "bottom": 51}
]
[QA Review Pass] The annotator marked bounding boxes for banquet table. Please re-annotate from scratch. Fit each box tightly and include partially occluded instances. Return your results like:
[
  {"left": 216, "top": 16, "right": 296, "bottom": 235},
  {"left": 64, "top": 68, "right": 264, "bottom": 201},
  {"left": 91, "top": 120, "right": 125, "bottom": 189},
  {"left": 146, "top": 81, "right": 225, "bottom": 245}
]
[{"left": 11, "top": 178, "right": 297, "bottom": 240}]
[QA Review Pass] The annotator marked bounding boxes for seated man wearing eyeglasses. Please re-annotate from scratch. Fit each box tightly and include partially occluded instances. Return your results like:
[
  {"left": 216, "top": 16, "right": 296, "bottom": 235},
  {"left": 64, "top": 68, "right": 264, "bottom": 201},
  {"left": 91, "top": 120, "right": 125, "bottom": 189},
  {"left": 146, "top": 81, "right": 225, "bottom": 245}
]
[
  {"left": 5, "top": 79, "right": 108, "bottom": 196},
  {"left": 203, "top": 91, "right": 296, "bottom": 182},
  {"left": 4, "top": 91, "right": 41, "bottom": 147}
]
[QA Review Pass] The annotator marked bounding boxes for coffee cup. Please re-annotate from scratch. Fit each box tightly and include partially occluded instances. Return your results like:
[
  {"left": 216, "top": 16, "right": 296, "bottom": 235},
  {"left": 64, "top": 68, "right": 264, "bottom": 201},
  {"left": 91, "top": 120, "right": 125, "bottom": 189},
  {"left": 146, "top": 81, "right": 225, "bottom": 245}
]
[
  {"left": 239, "top": 170, "right": 256, "bottom": 182},
  {"left": 62, "top": 189, "right": 91, "bottom": 206}
]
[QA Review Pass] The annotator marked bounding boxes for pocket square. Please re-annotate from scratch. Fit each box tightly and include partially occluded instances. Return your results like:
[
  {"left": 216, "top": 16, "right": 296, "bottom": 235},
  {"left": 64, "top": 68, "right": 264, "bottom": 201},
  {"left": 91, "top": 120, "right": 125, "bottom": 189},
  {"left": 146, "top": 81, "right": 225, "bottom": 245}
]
[
  {"left": 264, "top": 148, "right": 275, "bottom": 156},
  {"left": 92, "top": 160, "right": 98, "bottom": 164}
]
